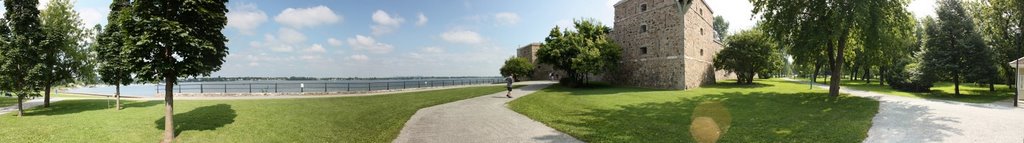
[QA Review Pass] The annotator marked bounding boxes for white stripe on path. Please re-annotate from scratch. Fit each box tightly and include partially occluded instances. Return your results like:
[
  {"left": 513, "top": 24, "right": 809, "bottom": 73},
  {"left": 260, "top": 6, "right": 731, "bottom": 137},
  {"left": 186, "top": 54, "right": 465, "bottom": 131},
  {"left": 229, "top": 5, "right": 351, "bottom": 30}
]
[
  {"left": 0, "top": 98, "right": 64, "bottom": 115},
  {"left": 393, "top": 81, "right": 582, "bottom": 143},
  {"left": 783, "top": 78, "right": 1024, "bottom": 143}
]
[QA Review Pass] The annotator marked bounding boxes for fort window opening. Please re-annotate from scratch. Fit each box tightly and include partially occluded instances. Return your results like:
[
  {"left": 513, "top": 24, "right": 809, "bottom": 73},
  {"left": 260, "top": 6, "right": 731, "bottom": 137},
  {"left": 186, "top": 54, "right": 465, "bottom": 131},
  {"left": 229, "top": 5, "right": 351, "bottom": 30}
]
[
  {"left": 641, "top": 24, "right": 648, "bottom": 33},
  {"left": 640, "top": 4, "right": 647, "bottom": 12},
  {"left": 641, "top": 47, "right": 648, "bottom": 55}
]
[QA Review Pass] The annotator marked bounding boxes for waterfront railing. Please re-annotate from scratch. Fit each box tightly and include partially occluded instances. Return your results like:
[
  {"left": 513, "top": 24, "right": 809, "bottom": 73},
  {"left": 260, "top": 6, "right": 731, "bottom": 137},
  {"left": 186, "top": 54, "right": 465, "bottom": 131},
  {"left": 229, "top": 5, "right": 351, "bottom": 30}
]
[{"left": 155, "top": 79, "right": 504, "bottom": 94}]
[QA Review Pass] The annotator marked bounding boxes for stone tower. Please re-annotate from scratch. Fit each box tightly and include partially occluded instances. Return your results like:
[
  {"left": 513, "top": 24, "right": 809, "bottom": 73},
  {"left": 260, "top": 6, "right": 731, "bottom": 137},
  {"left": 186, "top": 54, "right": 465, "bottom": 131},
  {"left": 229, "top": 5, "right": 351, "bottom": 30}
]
[{"left": 608, "top": 0, "right": 732, "bottom": 89}]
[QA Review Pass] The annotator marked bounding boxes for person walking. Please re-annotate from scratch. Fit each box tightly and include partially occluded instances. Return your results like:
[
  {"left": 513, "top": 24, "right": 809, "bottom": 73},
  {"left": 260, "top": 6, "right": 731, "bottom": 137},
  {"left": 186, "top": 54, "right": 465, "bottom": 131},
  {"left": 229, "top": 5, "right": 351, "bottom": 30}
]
[{"left": 506, "top": 74, "right": 514, "bottom": 98}]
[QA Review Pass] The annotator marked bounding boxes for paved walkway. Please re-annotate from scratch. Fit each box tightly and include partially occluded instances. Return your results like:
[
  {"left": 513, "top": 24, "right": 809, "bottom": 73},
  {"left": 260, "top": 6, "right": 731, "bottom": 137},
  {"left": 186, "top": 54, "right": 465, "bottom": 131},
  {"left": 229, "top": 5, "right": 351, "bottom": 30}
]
[
  {"left": 0, "top": 98, "right": 63, "bottom": 115},
  {"left": 785, "top": 79, "right": 1024, "bottom": 143},
  {"left": 393, "top": 81, "right": 582, "bottom": 143}
]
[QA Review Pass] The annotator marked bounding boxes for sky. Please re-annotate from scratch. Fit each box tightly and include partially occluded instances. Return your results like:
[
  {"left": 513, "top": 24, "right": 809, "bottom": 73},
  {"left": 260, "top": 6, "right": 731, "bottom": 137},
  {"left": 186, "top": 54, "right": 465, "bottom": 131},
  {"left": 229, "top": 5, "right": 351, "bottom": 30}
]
[{"left": 1, "top": 0, "right": 938, "bottom": 78}]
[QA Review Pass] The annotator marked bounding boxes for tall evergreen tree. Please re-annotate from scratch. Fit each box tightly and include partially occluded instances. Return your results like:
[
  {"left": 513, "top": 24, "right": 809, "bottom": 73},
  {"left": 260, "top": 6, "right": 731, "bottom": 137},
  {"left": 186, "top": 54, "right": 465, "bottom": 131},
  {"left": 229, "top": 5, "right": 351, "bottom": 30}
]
[
  {"left": 921, "top": 0, "right": 997, "bottom": 96},
  {"left": 712, "top": 15, "right": 729, "bottom": 41},
  {"left": 118, "top": 0, "right": 229, "bottom": 142},
  {"left": 1, "top": 0, "right": 47, "bottom": 116}
]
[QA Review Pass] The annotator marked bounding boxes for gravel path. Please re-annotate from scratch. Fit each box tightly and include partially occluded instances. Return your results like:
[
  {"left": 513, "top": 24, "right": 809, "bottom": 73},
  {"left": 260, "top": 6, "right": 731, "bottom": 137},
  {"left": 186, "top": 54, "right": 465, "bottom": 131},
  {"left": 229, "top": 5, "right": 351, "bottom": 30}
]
[
  {"left": 0, "top": 98, "right": 63, "bottom": 115},
  {"left": 787, "top": 79, "right": 1024, "bottom": 143},
  {"left": 393, "top": 81, "right": 582, "bottom": 143}
]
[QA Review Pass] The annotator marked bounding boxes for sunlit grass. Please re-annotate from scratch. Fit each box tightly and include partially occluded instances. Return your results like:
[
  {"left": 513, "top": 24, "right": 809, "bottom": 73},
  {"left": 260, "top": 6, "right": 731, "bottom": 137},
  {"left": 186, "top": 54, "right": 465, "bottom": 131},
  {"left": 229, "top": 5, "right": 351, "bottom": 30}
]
[
  {"left": 0, "top": 85, "right": 521, "bottom": 142},
  {"left": 799, "top": 77, "right": 1013, "bottom": 103},
  {"left": 509, "top": 79, "right": 878, "bottom": 142}
]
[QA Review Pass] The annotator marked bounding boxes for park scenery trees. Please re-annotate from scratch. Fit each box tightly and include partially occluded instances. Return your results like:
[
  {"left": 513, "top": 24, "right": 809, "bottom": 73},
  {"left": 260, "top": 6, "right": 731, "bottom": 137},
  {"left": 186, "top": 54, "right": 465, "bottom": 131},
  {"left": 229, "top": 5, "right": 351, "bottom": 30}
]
[
  {"left": 920, "top": 0, "right": 999, "bottom": 96},
  {"left": 499, "top": 57, "right": 534, "bottom": 81},
  {"left": 536, "top": 19, "right": 620, "bottom": 87},
  {"left": 39, "top": 0, "right": 95, "bottom": 108},
  {"left": 1, "top": 0, "right": 47, "bottom": 116},
  {"left": 116, "top": 0, "right": 230, "bottom": 142},
  {"left": 713, "top": 29, "right": 783, "bottom": 84},
  {"left": 94, "top": 0, "right": 133, "bottom": 110}
]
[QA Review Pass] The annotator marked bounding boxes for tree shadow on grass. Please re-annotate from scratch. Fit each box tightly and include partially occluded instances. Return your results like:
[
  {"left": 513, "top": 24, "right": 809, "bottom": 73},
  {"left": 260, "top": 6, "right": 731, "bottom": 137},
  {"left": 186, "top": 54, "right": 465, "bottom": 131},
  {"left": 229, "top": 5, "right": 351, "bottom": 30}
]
[
  {"left": 26, "top": 99, "right": 162, "bottom": 116},
  {"left": 547, "top": 92, "right": 919, "bottom": 142},
  {"left": 155, "top": 104, "right": 237, "bottom": 136}
]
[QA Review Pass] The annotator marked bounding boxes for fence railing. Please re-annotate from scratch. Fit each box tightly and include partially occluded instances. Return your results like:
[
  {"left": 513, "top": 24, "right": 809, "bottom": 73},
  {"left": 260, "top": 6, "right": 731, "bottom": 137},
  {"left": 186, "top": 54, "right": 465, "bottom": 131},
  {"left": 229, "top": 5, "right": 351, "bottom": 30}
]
[{"left": 156, "top": 78, "right": 504, "bottom": 94}]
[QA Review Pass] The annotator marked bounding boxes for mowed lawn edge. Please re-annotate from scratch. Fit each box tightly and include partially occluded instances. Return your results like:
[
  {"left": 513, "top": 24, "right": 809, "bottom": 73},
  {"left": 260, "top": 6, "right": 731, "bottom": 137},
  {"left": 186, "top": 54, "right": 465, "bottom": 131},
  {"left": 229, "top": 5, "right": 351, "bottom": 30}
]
[
  {"left": 509, "top": 79, "right": 879, "bottom": 142},
  {"left": 796, "top": 77, "right": 1014, "bottom": 103},
  {"left": 0, "top": 85, "right": 522, "bottom": 142}
]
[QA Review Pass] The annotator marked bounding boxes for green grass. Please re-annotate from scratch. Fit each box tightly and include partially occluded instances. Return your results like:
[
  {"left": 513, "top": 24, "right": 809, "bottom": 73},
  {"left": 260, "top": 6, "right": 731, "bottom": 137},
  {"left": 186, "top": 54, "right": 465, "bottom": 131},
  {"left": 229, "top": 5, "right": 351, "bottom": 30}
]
[
  {"left": 0, "top": 85, "right": 522, "bottom": 142},
  {"left": 0, "top": 96, "right": 15, "bottom": 107},
  {"left": 509, "top": 79, "right": 879, "bottom": 142},
  {"left": 799, "top": 77, "right": 1013, "bottom": 103}
]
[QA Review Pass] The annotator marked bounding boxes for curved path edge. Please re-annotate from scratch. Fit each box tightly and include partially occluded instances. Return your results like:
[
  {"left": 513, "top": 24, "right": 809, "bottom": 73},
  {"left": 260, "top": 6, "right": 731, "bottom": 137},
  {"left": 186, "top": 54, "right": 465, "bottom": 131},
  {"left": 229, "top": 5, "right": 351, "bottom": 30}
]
[{"left": 393, "top": 81, "right": 582, "bottom": 143}]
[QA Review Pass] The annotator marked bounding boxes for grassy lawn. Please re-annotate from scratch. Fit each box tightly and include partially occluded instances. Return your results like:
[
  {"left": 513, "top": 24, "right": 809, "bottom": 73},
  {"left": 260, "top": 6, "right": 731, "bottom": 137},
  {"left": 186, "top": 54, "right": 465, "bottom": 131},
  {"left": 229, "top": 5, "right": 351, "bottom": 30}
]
[
  {"left": 0, "top": 85, "right": 521, "bottom": 142},
  {"left": 509, "top": 79, "right": 879, "bottom": 142},
  {"left": 799, "top": 77, "right": 1013, "bottom": 103},
  {"left": 0, "top": 96, "right": 15, "bottom": 107}
]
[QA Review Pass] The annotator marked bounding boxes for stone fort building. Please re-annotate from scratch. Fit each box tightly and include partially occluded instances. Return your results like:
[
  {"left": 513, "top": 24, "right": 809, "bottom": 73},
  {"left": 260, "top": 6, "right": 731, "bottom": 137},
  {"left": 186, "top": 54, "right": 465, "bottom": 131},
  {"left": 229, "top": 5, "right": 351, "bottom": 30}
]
[
  {"left": 607, "top": 0, "right": 731, "bottom": 89},
  {"left": 516, "top": 43, "right": 561, "bottom": 80}
]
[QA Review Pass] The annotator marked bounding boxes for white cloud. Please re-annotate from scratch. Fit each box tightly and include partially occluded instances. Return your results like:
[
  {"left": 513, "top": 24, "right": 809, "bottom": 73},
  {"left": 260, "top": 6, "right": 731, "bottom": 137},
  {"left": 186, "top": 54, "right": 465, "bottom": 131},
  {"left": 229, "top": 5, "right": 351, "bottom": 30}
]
[
  {"left": 423, "top": 47, "right": 443, "bottom": 54},
  {"left": 908, "top": 0, "right": 937, "bottom": 18},
  {"left": 347, "top": 35, "right": 394, "bottom": 54},
  {"left": 275, "top": 5, "right": 341, "bottom": 28},
  {"left": 494, "top": 12, "right": 520, "bottom": 25},
  {"left": 278, "top": 28, "right": 306, "bottom": 44},
  {"left": 227, "top": 3, "right": 268, "bottom": 34},
  {"left": 348, "top": 54, "right": 369, "bottom": 62},
  {"left": 416, "top": 12, "right": 428, "bottom": 26},
  {"left": 327, "top": 38, "right": 343, "bottom": 47},
  {"left": 371, "top": 10, "right": 404, "bottom": 35},
  {"left": 304, "top": 44, "right": 326, "bottom": 52},
  {"left": 440, "top": 29, "right": 483, "bottom": 44}
]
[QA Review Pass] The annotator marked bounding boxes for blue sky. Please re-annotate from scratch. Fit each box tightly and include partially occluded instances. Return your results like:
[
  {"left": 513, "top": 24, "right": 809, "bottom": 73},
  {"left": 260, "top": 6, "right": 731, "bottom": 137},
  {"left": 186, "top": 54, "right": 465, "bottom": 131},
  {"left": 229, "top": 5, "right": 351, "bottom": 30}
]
[{"left": 3, "top": 0, "right": 937, "bottom": 77}]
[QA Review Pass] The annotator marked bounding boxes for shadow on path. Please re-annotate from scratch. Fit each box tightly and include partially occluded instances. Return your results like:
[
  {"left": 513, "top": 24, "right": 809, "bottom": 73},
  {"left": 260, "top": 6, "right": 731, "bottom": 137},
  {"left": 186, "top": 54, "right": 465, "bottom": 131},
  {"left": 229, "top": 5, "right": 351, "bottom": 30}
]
[{"left": 155, "top": 104, "right": 237, "bottom": 136}]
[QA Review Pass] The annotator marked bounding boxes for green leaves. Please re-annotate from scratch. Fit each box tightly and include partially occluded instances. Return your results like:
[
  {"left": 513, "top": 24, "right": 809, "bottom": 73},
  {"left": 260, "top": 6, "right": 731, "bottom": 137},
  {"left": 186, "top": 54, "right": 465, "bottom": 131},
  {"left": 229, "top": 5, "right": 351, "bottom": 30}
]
[
  {"left": 119, "top": 0, "right": 229, "bottom": 83},
  {"left": 713, "top": 29, "right": 782, "bottom": 84},
  {"left": 39, "top": 0, "right": 93, "bottom": 87},
  {"left": 536, "top": 19, "right": 620, "bottom": 86},
  {"left": 499, "top": 57, "right": 534, "bottom": 79}
]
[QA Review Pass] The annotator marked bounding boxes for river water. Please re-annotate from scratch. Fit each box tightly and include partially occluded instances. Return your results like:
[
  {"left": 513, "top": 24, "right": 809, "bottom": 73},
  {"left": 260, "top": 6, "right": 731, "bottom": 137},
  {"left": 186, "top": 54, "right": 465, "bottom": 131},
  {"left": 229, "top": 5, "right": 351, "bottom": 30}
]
[{"left": 67, "top": 78, "right": 505, "bottom": 97}]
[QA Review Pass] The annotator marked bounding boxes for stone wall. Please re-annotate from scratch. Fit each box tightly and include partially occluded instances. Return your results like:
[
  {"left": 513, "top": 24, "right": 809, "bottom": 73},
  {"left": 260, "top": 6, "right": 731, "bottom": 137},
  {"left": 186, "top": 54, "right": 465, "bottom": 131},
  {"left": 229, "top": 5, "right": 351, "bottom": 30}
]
[
  {"left": 608, "top": 0, "right": 732, "bottom": 89},
  {"left": 516, "top": 43, "right": 562, "bottom": 81}
]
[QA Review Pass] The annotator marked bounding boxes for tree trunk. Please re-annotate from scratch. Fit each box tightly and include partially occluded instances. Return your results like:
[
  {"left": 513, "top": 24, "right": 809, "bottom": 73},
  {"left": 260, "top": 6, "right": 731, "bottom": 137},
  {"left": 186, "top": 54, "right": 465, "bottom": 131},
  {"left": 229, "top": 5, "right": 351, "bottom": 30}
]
[
  {"left": 17, "top": 94, "right": 23, "bottom": 117},
  {"left": 864, "top": 67, "right": 871, "bottom": 84},
  {"left": 116, "top": 84, "right": 122, "bottom": 110},
  {"left": 989, "top": 82, "right": 995, "bottom": 92},
  {"left": 162, "top": 75, "right": 176, "bottom": 143},
  {"left": 829, "top": 32, "right": 848, "bottom": 99},
  {"left": 44, "top": 85, "right": 51, "bottom": 108},
  {"left": 812, "top": 60, "right": 822, "bottom": 83},
  {"left": 953, "top": 74, "right": 961, "bottom": 96}
]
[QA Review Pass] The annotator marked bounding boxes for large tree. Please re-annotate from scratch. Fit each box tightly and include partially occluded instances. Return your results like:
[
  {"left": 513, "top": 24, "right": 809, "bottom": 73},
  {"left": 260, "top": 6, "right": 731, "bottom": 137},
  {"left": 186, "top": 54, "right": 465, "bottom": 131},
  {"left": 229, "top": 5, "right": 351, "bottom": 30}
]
[
  {"left": 536, "top": 19, "right": 621, "bottom": 87},
  {"left": 39, "top": 0, "right": 94, "bottom": 108},
  {"left": 921, "top": 0, "right": 998, "bottom": 96},
  {"left": 965, "top": 0, "right": 1024, "bottom": 90},
  {"left": 118, "top": 0, "right": 229, "bottom": 142},
  {"left": 499, "top": 57, "right": 534, "bottom": 81},
  {"left": 713, "top": 15, "right": 729, "bottom": 41},
  {"left": 94, "top": 0, "right": 133, "bottom": 110},
  {"left": 752, "top": 0, "right": 910, "bottom": 98},
  {"left": 713, "top": 29, "right": 783, "bottom": 84},
  {"left": 1, "top": 0, "right": 47, "bottom": 116}
]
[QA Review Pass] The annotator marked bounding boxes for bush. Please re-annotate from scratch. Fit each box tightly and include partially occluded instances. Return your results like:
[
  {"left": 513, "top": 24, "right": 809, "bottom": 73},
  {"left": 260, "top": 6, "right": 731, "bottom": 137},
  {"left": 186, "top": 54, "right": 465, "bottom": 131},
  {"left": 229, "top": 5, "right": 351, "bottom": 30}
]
[{"left": 885, "top": 60, "right": 933, "bottom": 92}]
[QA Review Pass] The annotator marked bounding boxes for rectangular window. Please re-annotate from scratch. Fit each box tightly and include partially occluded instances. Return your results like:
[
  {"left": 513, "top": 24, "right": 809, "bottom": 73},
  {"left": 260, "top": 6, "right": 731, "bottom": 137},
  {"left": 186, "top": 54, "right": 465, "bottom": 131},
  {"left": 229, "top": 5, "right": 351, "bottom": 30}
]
[
  {"left": 641, "top": 25, "right": 647, "bottom": 33},
  {"left": 641, "top": 4, "right": 648, "bottom": 12},
  {"left": 641, "top": 47, "right": 648, "bottom": 55}
]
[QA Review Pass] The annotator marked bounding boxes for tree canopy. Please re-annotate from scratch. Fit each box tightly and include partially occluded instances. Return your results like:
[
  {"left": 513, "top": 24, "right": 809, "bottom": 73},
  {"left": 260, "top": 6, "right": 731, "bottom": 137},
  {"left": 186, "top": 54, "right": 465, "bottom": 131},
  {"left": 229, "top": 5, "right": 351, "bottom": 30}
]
[
  {"left": 712, "top": 15, "right": 729, "bottom": 41},
  {"left": 499, "top": 57, "right": 534, "bottom": 81},
  {"left": 39, "top": 0, "right": 94, "bottom": 107},
  {"left": 1, "top": 0, "right": 47, "bottom": 116},
  {"left": 921, "top": 0, "right": 997, "bottom": 96},
  {"left": 536, "top": 19, "right": 621, "bottom": 87},
  {"left": 714, "top": 29, "right": 783, "bottom": 84},
  {"left": 117, "top": 0, "right": 230, "bottom": 142}
]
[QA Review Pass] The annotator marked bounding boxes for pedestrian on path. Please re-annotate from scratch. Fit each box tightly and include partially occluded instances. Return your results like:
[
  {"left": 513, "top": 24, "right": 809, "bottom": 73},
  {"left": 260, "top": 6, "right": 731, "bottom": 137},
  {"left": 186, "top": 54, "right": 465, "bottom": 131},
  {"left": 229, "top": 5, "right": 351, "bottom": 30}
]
[{"left": 506, "top": 75, "right": 514, "bottom": 98}]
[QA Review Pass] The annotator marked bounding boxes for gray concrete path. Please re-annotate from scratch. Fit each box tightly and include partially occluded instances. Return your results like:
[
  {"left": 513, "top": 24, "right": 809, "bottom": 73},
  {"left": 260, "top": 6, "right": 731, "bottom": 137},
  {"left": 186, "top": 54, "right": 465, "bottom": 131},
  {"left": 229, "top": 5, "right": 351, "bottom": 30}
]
[
  {"left": 0, "top": 98, "right": 63, "bottom": 115},
  {"left": 393, "top": 81, "right": 582, "bottom": 143},
  {"left": 784, "top": 79, "right": 1024, "bottom": 143}
]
